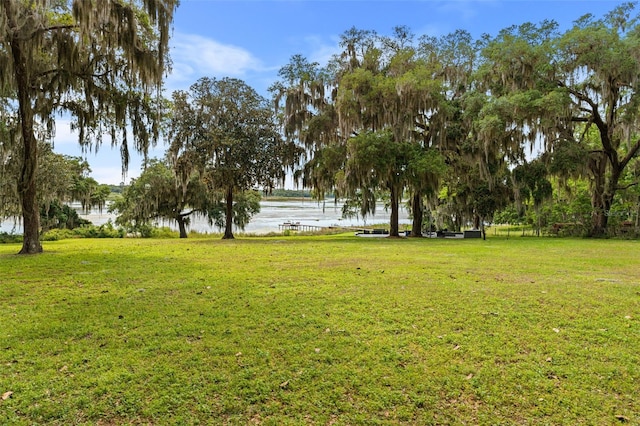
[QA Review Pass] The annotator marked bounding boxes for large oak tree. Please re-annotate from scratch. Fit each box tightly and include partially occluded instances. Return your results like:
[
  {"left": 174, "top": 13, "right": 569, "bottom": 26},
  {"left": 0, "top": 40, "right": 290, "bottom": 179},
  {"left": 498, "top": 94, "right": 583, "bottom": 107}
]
[
  {"left": 168, "top": 77, "right": 301, "bottom": 239},
  {"left": 479, "top": 4, "right": 640, "bottom": 236},
  {"left": 1, "top": 0, "right": 177, "bottom": 253},
  {"left": 277, "top": 28, "right": 448, "bottom": 237}
]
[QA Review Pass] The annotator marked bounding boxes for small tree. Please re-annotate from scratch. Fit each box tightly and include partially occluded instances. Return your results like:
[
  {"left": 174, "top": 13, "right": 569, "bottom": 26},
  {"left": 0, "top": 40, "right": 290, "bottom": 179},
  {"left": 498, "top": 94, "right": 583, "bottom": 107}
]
[
  {"left": 110, "top": 159, "right": 210, "bottom": 238},
  {"left": 206, "top": 190, "right": 261, "bottom": 234},
  {"left": 40, "top": 200, "right": 90, "bottom": 232}
]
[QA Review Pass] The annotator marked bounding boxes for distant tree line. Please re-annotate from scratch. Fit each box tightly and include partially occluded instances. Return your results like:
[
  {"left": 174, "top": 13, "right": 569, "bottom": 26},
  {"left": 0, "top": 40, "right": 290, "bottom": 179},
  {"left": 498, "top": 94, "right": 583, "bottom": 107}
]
[{"left": 267, "top": 189, "right": 313, "bottom": 198}]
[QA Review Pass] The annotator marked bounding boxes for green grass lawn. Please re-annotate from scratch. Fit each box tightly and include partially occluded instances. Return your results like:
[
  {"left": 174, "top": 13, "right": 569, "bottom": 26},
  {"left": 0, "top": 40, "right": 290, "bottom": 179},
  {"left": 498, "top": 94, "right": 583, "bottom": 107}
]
[{"left": 1, "top": 235, "right": 639, "bottom": 425}]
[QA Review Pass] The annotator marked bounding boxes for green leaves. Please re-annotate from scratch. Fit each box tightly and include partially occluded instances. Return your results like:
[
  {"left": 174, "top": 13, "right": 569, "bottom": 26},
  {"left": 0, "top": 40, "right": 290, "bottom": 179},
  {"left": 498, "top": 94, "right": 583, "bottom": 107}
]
[{"left": 513, "top": 160, "right": 553, "bottom": 207}]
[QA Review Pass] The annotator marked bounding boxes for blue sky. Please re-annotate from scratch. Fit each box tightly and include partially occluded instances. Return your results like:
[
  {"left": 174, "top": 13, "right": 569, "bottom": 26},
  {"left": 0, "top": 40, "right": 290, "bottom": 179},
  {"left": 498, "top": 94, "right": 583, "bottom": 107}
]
[{"left": 52, "top": 0, "right": 624, "bottom": 185}]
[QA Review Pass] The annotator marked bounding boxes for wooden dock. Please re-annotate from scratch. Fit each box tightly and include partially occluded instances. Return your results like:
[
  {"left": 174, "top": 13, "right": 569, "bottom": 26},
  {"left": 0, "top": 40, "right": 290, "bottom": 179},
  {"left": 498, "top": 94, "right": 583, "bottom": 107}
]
[{"left": 279, "top": 222, "right": 325, "bottom": 232}]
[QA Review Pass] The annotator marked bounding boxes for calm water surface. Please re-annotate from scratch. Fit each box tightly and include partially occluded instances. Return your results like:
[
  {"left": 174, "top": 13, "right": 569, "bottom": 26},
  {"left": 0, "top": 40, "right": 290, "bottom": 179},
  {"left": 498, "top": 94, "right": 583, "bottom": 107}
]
[{"left": 1, "top": 199, "right": 410, "bottom": 235}]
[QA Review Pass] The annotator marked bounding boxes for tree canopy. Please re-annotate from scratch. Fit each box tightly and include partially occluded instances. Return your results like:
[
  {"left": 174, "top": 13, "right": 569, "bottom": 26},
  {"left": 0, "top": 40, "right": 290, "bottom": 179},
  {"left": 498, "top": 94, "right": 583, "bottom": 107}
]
[
  {"left": 477, "top": 4, "right": 640, "bottom": 236},
  {"left": 4, "top": 3, "right": 640, "bottom": 240},
  {"left": 275, "top": 27, "right": 450, "bottom": 237},
  {"left": 274, "top": 5, "right": 640, "bottom": 237}
]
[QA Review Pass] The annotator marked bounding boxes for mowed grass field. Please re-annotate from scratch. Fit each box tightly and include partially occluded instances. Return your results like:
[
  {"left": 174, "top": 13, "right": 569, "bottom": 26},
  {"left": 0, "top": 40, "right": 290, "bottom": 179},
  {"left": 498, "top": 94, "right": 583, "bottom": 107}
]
[{"left": 1, "top": 235, "right": 639, "bottom": 425}]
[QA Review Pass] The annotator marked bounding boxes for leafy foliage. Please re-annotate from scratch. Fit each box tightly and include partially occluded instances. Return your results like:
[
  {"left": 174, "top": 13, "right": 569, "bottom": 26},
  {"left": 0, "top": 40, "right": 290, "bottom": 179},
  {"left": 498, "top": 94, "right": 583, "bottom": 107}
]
[
  {"left": 276, "top": 27, "right": 450, "bottom": 236},
  {"left": 2, "top": 144, "right": 107, "bottom": 233},
  {"left": 40, "top": 200, "right": 91, "bottom": 232},
  {"left": 206, "top": 190, "right": 262, "bottom": 232}
]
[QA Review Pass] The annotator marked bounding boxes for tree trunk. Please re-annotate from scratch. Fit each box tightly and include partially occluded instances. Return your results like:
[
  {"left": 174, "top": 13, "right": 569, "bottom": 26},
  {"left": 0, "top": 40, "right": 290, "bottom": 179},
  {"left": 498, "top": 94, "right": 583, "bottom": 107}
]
[
  {"left": 389, "top": 184, "right": 400, "bottom": 237},
  {"left": 6, "top": 11, "right": 43, "bottom": 254},
  {"left": 410, "top": 191, "right": 423, "bottom": 237},
  {"left": 176, "top": 215, "right": 188, "bottom": 238},
  {"left": 589, "top": 153, "right": 618, "bottom": 238},
  {"left": 590, "top": 187, "right": 614, "bottom": 238},
  {"left": 473, "top": 213, "right": 481, "bottom": 230},
  {"left": 223, "top": 187, "right": 234, "bottom": 239},
  {"left": 19, "top": 169, "right": 42, "bottom": 254}
]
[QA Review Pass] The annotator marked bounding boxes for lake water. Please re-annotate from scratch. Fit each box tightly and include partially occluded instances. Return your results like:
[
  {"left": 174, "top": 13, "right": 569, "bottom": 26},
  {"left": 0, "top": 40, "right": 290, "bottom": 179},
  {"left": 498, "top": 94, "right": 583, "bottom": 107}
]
[{"left": 1, "top": 199, "right": 411, "bottom": 235}]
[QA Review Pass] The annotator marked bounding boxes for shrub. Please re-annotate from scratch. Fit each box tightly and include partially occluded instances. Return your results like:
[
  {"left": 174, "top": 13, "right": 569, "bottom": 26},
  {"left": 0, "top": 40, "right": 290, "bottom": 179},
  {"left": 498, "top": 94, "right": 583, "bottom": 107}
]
[
  {"left": 0, "top": 232, "right": 22, "bottom": 244},
  {"left": 41, "top": 228, "right": 77, "bottom": 241},
  {"left": 74, "top": 221, "right": 125, "bottom": 239},
  {"left": 150, "top": 227, "right": 179, "bottom": 238}
]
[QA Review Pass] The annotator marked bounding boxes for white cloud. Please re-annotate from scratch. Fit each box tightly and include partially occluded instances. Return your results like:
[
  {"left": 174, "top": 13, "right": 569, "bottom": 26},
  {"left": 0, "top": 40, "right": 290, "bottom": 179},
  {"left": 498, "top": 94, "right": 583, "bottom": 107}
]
[
  {"left": 435, "top": 0, "right": 502, "bottom": 28},
  {"left": 414, "top": 23, "right": 448, "bottom": 39},
  {"left": 166, "top": 33, "right": 263, "bottom": 91},
  {"left": 87, "top": 143, "right": 167, "bottom": 185},
  {"left": 437, "top": 1, "right": 478, "bottom": 21}
]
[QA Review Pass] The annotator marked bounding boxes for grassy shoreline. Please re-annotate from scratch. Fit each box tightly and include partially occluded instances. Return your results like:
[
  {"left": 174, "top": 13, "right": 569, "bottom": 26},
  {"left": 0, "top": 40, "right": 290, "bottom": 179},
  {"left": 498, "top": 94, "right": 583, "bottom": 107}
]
[{"left": 1, "top": 235, "right": 639, "bottom": 424}]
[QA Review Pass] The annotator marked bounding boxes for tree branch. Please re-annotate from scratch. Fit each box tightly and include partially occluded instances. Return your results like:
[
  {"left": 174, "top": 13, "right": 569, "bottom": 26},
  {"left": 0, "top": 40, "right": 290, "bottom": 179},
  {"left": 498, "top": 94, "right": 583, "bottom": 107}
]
[
  {"left": 620, "top": 138, "right": 640, "bottom": 170},
  {"left": 616, "top": 181, "right": 638, "bottom": 191},
  {"left": 14, "top": 24, "right": 78, "bottom": 41},
  {"left": 557, "top": 80, "right": 600, "bottom": 115},
  {"left": 570, "top": 117, "right": 590, "bottom": 123},
  {"left": 556, "top": 80, "right": 617, "bottom": 160},
  {"left": 37, "top": 24, "right": 78, "bottom": 34}
]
